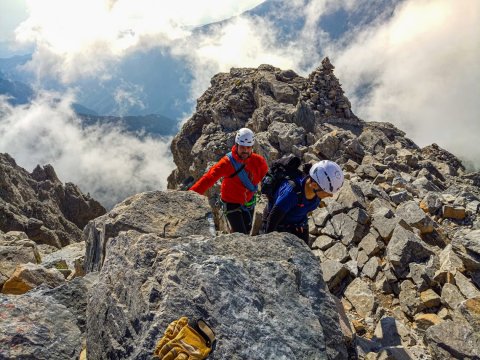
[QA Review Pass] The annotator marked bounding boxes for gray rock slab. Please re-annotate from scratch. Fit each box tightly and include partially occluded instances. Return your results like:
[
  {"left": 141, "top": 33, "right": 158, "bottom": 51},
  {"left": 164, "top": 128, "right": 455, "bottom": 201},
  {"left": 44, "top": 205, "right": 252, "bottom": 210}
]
[
  {"left": 398, "top": 280, "right": 425, "bottom": 318},
  {"left": 86, "top": 231, "right": 347, "bottom": 360},
  {"left": 38, "top": 273, "right": 98, "bottom": 334},
  {"left": 0, "top": 291, "right": 82, "bottom": 360},
  {"left": 441, "top": 283, "right": 465, "bottom": 310},
  {"left": 362, "top": 257, "right": 380, "bottom": 280},
  {"left": 396, "top": 201, "right": 434, "bottom": 234},
  {"left": 408, "top": 259, "right": 437, "bottom": 292},
  {"left": 322, "top": 259, "right": 350, "bottom": 291},
  {"left": 455, "top": 271, "right": 480, "bottom": 299},
  {"left": 390, "top": 190, "right": 411, "bottom": 205},
  {"left": 344, "top": 278, "right": 377, "bottom": 317},
  {"left": 334, "top": 181, "right": 367, "bottom": 210},
  {"left": 312, "top": 235, "right": 336, "bottom": 251},
  {"left": 425, "top": 320, "right": 480, "bottom": 359},
  {"left": 83, "top": 190, "right": 215, "bottom": 272},
  {"left": 324, "top": 242, "right": 349, "bottom": 263},
  {"left": 371, "top": 208, "right": 407, "bottom": 241},
  {"left": 312, "top": 207, "right": 330, "bottom": 228},
  {"left": 358, "top": 231, "right": 384, "bottom": 257},
  {"left": 386, "top": 225, "right": 434, "bottom": 278},
  {"left": 451, "top": 230, "right": 480, "bottom": 271}
]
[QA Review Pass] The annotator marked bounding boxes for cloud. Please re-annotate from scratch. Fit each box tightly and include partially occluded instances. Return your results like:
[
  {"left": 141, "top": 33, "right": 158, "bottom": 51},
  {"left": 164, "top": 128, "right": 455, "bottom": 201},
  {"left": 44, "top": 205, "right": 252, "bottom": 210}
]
[
  {"left": 175, "top": 16, "right": 304, "bottom": 100},
  {"left": 14, "top": 0, "right": 265, "bottom": 82},
  {"left": 328, "top": 0, "right": 480, "bottom": 168},
  {"left": 0, "top": 92, "right": 174, "bottom": 208},
  {"left": 113, "top": 81, "right": 146, "bottom": 115}
]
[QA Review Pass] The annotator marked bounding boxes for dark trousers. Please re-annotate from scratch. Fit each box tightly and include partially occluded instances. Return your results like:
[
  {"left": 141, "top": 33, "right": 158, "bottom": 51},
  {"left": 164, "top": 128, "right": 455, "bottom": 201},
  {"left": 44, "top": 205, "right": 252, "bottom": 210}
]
[
  {"left": 225, "top": 202, "right": 254, "bottom": 234},
  {"left": 277, "top": 224, "right": 310, "bottom": 246},
  {"left": 262, "top": 205, "right": 310, "bottom": 246}
]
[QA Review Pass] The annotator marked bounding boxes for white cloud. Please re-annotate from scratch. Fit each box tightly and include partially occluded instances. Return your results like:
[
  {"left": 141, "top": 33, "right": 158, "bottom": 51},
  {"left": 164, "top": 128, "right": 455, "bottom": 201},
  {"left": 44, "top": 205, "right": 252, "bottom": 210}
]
[
  {"left": 113, "top": 82, "right": 146, "bottom": 115},
  {"left": 329, "top": 0, "right": 480, "bottom": 168},
  {"left": 14, "top": 0, "right": 265, "bottom": 82},
  {"left": 0, "top": 92, "right": 174, "bottom": 208},
  {"left": 176, "top": 16, "right": 304, "bottom": 100}
]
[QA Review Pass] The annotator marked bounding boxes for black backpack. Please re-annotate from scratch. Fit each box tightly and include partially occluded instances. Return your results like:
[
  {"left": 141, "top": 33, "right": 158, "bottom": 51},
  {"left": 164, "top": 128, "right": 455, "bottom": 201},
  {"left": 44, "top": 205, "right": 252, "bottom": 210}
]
[{"left": 261, "top": 155, "right": 304, "bottom": 202}]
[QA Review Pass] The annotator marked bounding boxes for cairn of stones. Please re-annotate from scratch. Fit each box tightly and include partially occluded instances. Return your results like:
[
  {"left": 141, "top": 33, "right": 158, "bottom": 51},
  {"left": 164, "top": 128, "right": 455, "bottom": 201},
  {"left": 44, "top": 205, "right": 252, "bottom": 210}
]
[{"left": 301, "top": 57, "right": 355, "bottom": 120}]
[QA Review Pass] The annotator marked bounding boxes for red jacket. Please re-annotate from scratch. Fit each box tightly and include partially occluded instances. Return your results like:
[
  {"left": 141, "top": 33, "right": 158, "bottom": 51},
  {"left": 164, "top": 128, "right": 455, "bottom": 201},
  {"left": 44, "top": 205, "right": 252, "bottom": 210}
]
[{"left": 190, "top": 145, "right": 268, "bottom": 204}]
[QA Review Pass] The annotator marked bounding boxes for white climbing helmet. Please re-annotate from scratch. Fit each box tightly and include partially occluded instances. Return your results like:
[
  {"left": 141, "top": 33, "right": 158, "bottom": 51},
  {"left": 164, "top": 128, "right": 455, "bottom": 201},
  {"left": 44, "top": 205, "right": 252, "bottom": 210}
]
[
  {"left": 309, "top": 160, "right": 344, "bottom": 194},
  {"left": 235, "top": 128, "right": 255, "bottom": 146}
]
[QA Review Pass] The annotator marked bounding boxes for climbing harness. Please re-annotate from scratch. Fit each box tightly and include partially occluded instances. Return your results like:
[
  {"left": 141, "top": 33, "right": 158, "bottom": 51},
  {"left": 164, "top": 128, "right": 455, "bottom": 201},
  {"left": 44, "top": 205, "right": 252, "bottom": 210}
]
[{"left": 215, "top": 193, "right": 258, "bottom": 233}]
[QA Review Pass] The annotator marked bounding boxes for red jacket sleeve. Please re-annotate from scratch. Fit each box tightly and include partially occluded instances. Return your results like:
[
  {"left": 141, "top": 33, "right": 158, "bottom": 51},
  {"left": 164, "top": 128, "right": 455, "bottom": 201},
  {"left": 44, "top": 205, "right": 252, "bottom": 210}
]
[{"left": 189, "top": 157, "right": 232, "bottom": 195}]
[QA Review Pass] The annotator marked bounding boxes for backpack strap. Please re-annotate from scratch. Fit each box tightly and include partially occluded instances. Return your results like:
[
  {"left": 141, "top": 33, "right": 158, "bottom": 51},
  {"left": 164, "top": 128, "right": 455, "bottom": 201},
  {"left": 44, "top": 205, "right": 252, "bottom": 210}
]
[
  {"left": 228, "top": 163, "right": 246, "bottom": 178},
  {"left": 226, "top": 152, "right": 258, "bottom": 192},
  {"left": 287, "top": 179, "right": 304, "bottom": 207}
]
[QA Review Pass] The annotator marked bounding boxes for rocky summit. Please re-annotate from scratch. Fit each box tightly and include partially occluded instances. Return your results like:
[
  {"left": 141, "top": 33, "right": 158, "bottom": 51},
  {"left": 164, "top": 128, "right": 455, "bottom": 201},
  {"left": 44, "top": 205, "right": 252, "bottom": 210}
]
[
  {"left": 1, "top": 58, "right": 480, "bottom": 359},
  {"left": 166, "top": 57, "right": 480, "bottom": 358},
  {"left": 0, "top": 153, "right": 105, "bottom": 249}
]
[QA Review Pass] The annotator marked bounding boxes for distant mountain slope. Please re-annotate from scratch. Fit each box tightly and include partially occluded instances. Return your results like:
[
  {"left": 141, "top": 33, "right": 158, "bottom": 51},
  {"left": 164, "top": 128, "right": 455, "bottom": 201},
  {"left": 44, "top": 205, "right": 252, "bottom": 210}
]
[
  {"left": 0, "top": 49, "right": 193, "bottom": 120},
  {"left": 0, "top": 74, "right": 176, "bottom": 136},
  {"left": 258, "top": 0, "right": 400, "bottom": 34},
  {"left": 0, "top": 54, "right": 32, "bottom": 82},
  {"left": 78, "top": 113, "right": 178, "bottom": 136},
  {"left": 0, "top": 72, "right": 34, "bottom": 105}
]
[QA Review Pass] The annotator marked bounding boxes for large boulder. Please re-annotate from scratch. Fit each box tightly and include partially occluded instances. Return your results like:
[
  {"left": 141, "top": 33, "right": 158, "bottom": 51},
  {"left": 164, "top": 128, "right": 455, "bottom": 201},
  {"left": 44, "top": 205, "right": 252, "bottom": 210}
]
[
  {"left": 0, "top": 231, "right": 40, "bottom": 289},
  {"left": 86, "top": 230, "right": 348, "bottom": 359},
  {"left": 386, "top": 225, "right": 435, "bottom": 278},
  {"left": 83, "top": 190, "right": 215, "bottom": 272},
  {"left": 425, "top": 320, "right": 480, "bottom": 359}
]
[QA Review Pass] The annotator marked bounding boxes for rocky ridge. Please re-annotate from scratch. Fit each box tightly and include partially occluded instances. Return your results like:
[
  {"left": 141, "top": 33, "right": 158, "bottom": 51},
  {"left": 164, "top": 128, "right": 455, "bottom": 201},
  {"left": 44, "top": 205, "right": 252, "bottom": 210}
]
[
  {"left": 0, "top": 156, "right": 105, "bottom": 293},
  {"left": 0, "top": 157, "right": 106, "bottom": 359},
  {"left": 0, "top": 153, "right": 105, "bottom": 248},
  {"left": 167, "top": 57, "right": 480, "bottom": 358}
]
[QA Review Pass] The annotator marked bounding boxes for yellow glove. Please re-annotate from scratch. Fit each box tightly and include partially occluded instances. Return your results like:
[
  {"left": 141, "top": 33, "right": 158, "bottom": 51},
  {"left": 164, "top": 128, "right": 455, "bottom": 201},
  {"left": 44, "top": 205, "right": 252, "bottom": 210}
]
[{"left": 153, "top": 317, "right": 215, "bottom": 360}]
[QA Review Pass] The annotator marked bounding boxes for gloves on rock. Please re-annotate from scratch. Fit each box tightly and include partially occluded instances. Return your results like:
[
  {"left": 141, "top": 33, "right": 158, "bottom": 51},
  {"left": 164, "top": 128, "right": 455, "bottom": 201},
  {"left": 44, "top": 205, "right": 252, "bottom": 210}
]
[{"left": 153, "top": 317, "right": 215, "bottom": 360}]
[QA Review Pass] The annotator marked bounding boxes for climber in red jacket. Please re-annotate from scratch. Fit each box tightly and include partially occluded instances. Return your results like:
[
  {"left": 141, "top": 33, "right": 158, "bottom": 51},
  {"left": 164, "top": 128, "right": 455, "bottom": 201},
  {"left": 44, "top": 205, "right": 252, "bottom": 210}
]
[{"left": 190, "top": 128, "right": 268, "bottom": 234}]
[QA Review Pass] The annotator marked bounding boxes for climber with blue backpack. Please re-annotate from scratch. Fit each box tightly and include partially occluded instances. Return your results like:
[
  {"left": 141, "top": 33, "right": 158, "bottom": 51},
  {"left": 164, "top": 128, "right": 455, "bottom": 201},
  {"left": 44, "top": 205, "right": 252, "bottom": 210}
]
[
  {"left": 190, "top": 128, "right": 268, "bottom": 234},
  {"left": 262, "top": 159, "right": 344, "bottom": 246}
]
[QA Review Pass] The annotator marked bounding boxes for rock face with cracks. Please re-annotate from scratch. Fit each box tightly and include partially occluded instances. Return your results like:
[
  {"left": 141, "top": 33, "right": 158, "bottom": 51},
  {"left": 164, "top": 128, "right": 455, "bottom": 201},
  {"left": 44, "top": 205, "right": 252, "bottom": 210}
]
[
  {"left": 86, "top": 228, "right": 347, "bottom": 359},
  {"left": 83, "top": 190, "right": 216, "bottom": 272}
]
